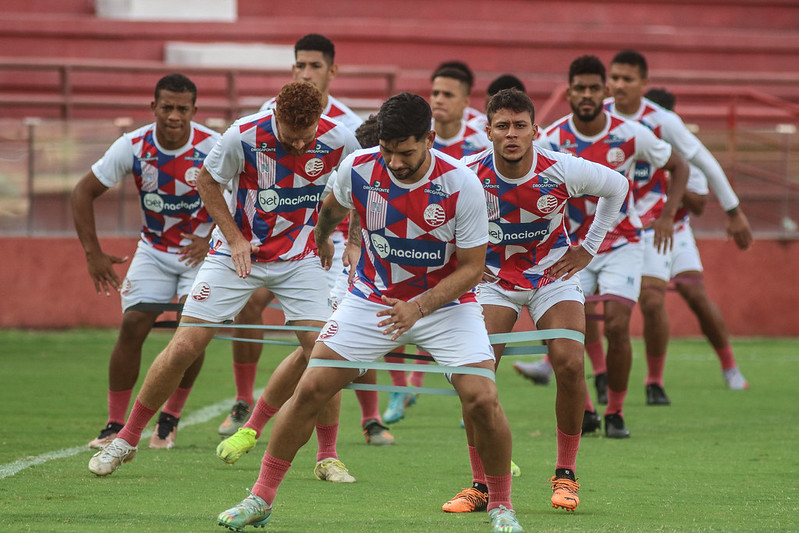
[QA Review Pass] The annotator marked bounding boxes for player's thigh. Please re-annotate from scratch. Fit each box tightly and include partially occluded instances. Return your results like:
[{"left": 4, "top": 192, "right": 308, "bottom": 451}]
[{"left": 596, "top": 242, "right": 644, "bottom": 303}]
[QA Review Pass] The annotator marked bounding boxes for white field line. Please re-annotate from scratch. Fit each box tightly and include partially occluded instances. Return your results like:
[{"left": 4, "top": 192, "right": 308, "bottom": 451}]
[{"left": 0, "top": 388, "right": 264, "bottom": 480}]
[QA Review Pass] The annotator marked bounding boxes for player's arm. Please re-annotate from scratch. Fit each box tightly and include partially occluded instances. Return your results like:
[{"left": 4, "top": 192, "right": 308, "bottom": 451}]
[
  {"left": 71, "top": 171, "right": 129, "bottom": 296},
  {"left": 682, "top": 190, "right": 707, "bottom": 216},
  {"left": 314, "top": 192, "right": 350, "bottom": 271},
  {"left": 343, "top": 210, "right": 362, "bottom": 283},
  {"left": 650, "top": 150, "right": 690, "bottom": 253}
]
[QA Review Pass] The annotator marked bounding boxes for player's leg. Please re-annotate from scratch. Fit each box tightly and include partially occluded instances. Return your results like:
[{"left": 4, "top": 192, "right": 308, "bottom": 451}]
[
  {"left": 583, "top": 304, "right": 607, "bottom": 405},
  {"left": 639, "top": 275, "right": 671, "bottom": 405}
]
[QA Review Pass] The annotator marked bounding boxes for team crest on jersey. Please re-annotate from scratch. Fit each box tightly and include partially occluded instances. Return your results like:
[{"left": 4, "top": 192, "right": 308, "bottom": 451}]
[
  {"left": 120, "top": 278, "right": 131, "bottom": 296},
  {"left": 606, "top": 147, "right": 626, "bottom": 167},
  {"left": 537, "top": 195, "right": 559, "bottom": 214},
  {"left": 305, "top": 158, "right": 325, "bottom": 177},
  {"left": 184, "top": 166, "right": 200, "bottom": 186},
  {"left": 191, "top": 282, "right": 211, "bottom": 302},
  {"left": 319, "top": 320, "right": 339, "bottom": 340},
  {"left": 423, "top": 204, "right": 446, "bottom": 227}
]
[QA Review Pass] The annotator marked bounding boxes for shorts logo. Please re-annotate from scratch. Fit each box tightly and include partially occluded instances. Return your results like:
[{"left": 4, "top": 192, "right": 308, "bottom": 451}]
[
  {"left": 606, "top": 147, "right": 626, "bottom": 167},
  {"left": 191, "top": 282, "right": 211, "bottom": 302},
  {"left": 143, "top": 193, "right": 165, "bottom": 213},
  {"left": 184, "top": 166, "right": 200, "bottom": 186},
  {"left": 537, "top": 195, "right": 559, "bottom": 214},
  {"left": 120, "top": 278, "right": 131, "bottom": 296},
  {"left": 305, "top": 158, "right": 325, "bottom": 177},
  {"left": 319, "top": 320, "right": 339, "bottom": 340},
  {"left": 423, "top": 204, "right": 446, "bottom": 227}
]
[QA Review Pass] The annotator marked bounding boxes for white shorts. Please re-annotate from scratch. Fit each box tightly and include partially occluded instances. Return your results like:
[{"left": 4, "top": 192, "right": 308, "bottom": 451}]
[
  {"left": 318, "top": 293, "right": 494, "bottom": 367},
  {"left": 120, "top": 240, "right": 200, "bottom": 312},
  {"left": 477, "top": 278, "right": 585, "bottom": 324},
  {"left": 182, "top": 255, "right": 332, "bottom": 324},
  {"left": 579, "top": 241, "right": 644, "bottom": 302},
  {"left": 670, "top": 222, "right": 703, "bottom": 276},
  {"left": 641, "top": 229, "right": 674, "bottom": 282},
  {"left": 327, "top": 230, "right": 350, "bottom": 308}
]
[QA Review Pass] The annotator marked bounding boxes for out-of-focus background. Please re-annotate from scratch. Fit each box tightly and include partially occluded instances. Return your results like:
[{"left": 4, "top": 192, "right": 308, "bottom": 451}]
[{"left": 1, "top": 0, "right": 797, "bottom": 333}]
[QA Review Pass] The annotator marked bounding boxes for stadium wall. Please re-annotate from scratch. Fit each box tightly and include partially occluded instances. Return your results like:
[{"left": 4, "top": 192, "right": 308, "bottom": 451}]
[{"left": 2, "top": 236, "right": 797, "bottom": 336}]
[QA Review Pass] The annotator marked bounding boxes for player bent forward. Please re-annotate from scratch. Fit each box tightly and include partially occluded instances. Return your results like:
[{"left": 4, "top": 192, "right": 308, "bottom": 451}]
[{"left": 217, "top": 93, "right": 523, "bottom": 533}]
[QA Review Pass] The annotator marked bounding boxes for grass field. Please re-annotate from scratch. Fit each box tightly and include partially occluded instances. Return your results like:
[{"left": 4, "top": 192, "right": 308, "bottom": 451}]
[{"left": 1, "top": 329, "right": 797, "bottom": 532}]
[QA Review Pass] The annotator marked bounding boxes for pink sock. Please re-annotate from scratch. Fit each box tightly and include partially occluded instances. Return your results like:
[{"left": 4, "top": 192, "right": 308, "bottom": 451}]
[
  {"left": 409, "top": 354, "right": 429, "bottom": 387},
  {"left": 585, "top": 341, "right": 607, "bottom": 375},
  {"left": 315, "top": 423, "right": 339, "bottom": 462},
  {"left": 355, "top": 389, "right": 382, "bottom": 426},
  {"left": 245, "top": 398, "right": 279, "bottom": 438},
  {"left": 468, "top": 445, "right": 487, "bottom": 485},
  {"left": 107, "top": 389, "right": 133, "bottom": 425},
  {"left": 645, "top": 354, "right": 666, "bottom": 387},
  {"left": 584, "top": 382, "right": 595, "bottom": 412},
  {"left": 715, "top": 344, "right": 737, "bottom": 371},
  {"left": 252, "top": 452, "right": 291, "bottom": 505},
  {"left": 485, "top": 473, "right": 513, "bottom": 512},
  {"left": 161, "top": 386, "right": 191, "bottom": 419},
  {"left": 233, "top": 362, "right": 258, "bottom": 407},
  {"left": 556, "top": 426, "right": 580, "bottom": 473},
  {"left": 117, "top": 399, "right": 157, "bottom": 447},
  {"left": 605, "top": 388, "right": 627, "bottom": 417},
  {"left": 385, "top": 355, "right": 408, "bottom": 386}
]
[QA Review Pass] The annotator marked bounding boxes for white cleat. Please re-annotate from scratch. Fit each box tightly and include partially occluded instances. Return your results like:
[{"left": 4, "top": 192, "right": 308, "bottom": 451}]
[
  {"left": 313, "top": 458, "right": 356, "bottom": 483},
  {"left": 723, "top": 367, "right": 749, "bottom": 390},
  {"left": 513, "top": 359, "right": 553, "bottom": 385},
  {"left": 88, "top": 437, "right": 137, "bottom": 476}
]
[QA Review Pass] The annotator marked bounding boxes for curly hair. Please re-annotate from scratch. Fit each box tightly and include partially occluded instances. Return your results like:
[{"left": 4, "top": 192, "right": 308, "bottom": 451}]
[
  {"left": 355, "top": 114, "right": 379, "bottom": 148},
  {"left": 275, "top": 81, "right": 324, "bottom": 130}
]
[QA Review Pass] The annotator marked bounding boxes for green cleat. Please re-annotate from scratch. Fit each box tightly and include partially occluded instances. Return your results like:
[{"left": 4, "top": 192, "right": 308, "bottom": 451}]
[
  {"left": 217, "top": 490, "right": 271, "bottom": 531},
  {"left": 216, "top": 427, "right": 257, "bottom": 465},
  {"left": 510, "top": 460, "right": 521, "bottom": 478},
  {"left": 489, "top": 505, "right": 524, "bottom": 532}
]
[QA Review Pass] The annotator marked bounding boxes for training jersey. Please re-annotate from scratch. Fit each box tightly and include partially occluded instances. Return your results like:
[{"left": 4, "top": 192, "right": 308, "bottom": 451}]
[
  {"left": 203, "top": 110, "right": 361, "bottom": 262},
  {"left": 91, "top": 122, "right": 220, "bottom": 254},
  {"left": 464, "top": 106, "right": 488, "bottom": 134},
  {"left": 333, "top": 146, "right": 488, "bottom": 305},
  {"left": 463, "top": 145, "right": 629, "bottom": 291},
  {"left": 261, "top": 94, "right": 363, "bottom": 133},
  {"left": 433, "top": 119, "right": 491, "bottom": 159},
  {"left": 539, "top": 111, "right": 672, "bottom": 253},
  {"left": 605, "top": 97, "right": 739, "bottom": 213}
]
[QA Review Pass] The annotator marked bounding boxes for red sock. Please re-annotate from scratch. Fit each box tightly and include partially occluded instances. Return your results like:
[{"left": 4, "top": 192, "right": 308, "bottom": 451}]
[
  {"left": 385, "top": 354, "right": 408, "bottom": 386},
  {"left": 233, "top": 361, "right": 258, "bottom": 407},
  {"left": 315, "top": 423, "right": 339, "bottom": 462},
  {"left": 715, "top": 344, "right": 737, "bottom": 371},
  {"left": 117, "top": 399, "right": 157, "bottom": 447},
  {"left": 244, "top": 398, "right": 279, "bottom": 438},
  {"left": 409, "top": 354, "right": 429, "bottom": 387},
  {"left": 485, "top": 473, "right": 513, "bottom": 512},
  {"left": 161, "top": 386, "right": 191, "bottom": 419},
  {"left": 585, "top": 341, "right": 607, "bottom": 375},
  {"left": 584, "top": 382, "right": 595, "bottom": 412},
  {"left": 107, "top": 389, "right": 132, "bottom": 425},
  {"left": 355, "top": 389, "right": 382, "bottom": 426},
  {"left": 252, "top": 452, "right": 291, "bottom": 506},
  {"left": 468, "top": 445, "right": 487, "bottom": 485},
  {"left": 645, "top": 354, "right": 666, "bottom": 387},
  {"left": 556, "top": 426, "right": 580, "bottom": 473},
  {"left": 605, "top": 388, "right": 627, "bottom": 417}
]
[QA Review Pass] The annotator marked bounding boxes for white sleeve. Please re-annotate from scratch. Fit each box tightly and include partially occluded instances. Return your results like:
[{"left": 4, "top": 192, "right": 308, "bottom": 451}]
[
  {"left": 686, "top": 164, "right": 710, "bottom": 195},
  {"left": 332, "top": 153, "right": 356, "bottom": 210},
  {"left": 634, "top": 124, "right": 673, "bottom": 169},
  {"left": 690, "top": 143, "right": 739, "bottom": 211},
  {"left": 90, "top": 135, "right": 135, "bottom": 187},
  {"left": 202, "top": 123, "right": 244, "bottom": 186},
  {"left": 454, "top": 170, "right": 489, "bottom": 248},
  {"left": 563, "top": 157, "right": 629, "bottom": 256}
]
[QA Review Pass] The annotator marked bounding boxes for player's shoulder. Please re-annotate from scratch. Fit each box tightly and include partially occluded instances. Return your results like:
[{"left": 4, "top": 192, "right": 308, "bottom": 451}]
[
  {"left": 461, "top": 147, "right": 493, "bottom": 168},
  {"left": 190, "top": 121, "right": 222, "bottom": 141},
  {"left": 541, "top": 113, "right": 571, "bottom": 135}
]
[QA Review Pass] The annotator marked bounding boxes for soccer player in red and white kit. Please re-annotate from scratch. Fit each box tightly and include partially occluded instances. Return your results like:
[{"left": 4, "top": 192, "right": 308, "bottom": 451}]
[
  {"left": 531, "top": 55, "right": 689, "bottom": 438},
  {"left": 88, "top": 82, "right": 361, "bottom": 482},
  {"left": 441, "top": 88, "right": 628, "bottom": 515},
  {"left": 217, "top": 92, "right": 524, "bottom": 533},
  {"left": 606, "top": 51, "right": 752, "bottom": 401},
  {"left": 73, "top": 73, "right": 220, "bottom": 450}
]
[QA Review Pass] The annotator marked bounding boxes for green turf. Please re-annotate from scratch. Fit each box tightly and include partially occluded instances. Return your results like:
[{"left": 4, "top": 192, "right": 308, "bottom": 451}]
[{"left": 0, "top": 330, "right": 797, "bottom": 532}]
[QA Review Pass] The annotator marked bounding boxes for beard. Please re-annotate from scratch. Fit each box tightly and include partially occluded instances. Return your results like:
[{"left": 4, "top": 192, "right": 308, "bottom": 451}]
[{"left": 571, "top": 102, "right": 603, "bottom": 122}]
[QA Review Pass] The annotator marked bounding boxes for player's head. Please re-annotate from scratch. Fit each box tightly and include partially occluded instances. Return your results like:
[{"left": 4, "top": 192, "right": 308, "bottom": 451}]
[
  {"left": 485, "top": 88, "right": 537, "bottom": 165},
  {"left": 608, "top": 49, "right": 649, "bottom": 110},
  {"left": 355, "top": 114, "right": 379, "bottom": 148},
  {"left": 291, "top": 33, "right": 337, "bottom": 96},
  {"left": 430, "top": 67, "right": 471, "bottom": 125},
  {"left": 377, "top": 92, "right": 434, "bottom": 182},
  {"left": 151, "top": 73, "right": 198, "bottom": 149},
  {"left": 645, "top": 88, "right": 675, "bottom": 111},
  {"left": 433, "top": 61, "right": 474, "bottom": 93},
  {"left": 566, "top": 55, "right": 608, "bottom": 123},
  {"left": 486, "top": 74, "right": 526, "bottom": 108},
  {"left": 274, "top": 81, "right": 324, "bottom": 156}
]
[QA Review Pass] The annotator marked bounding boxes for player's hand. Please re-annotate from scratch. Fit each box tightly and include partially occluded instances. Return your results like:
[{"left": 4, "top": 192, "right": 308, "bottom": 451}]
[
  {"left": 546, "top": 245, "right": 592, "bottom": 281},
  {"left": 644, "top": 215, "right": 675, "bottom": 254},
  {"left": 727, "top": 210, "right": 754, "bottom": 250},
  {"left": 342, "top": 240, "right": 361, "bottom": 283},
  {"left": 178, "top": 233, "right": 210, "bottom": 268},
  {"left": 376, "top": 296, "right": 422, "bottom": 341},
  {"left": 229, "top": 236, "right": 257, "bottom": 279},
  {"left": 317, "top": 237, "right": 335, "bottom": 271},
  {"left": 85, "top": 251, "right": 129, "bottom": 296}
]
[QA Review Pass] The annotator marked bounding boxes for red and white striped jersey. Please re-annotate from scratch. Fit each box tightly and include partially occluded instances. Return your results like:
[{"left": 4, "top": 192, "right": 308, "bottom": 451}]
[{"left": 91, "top": 122, "right": 221, "bottom": 253}]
